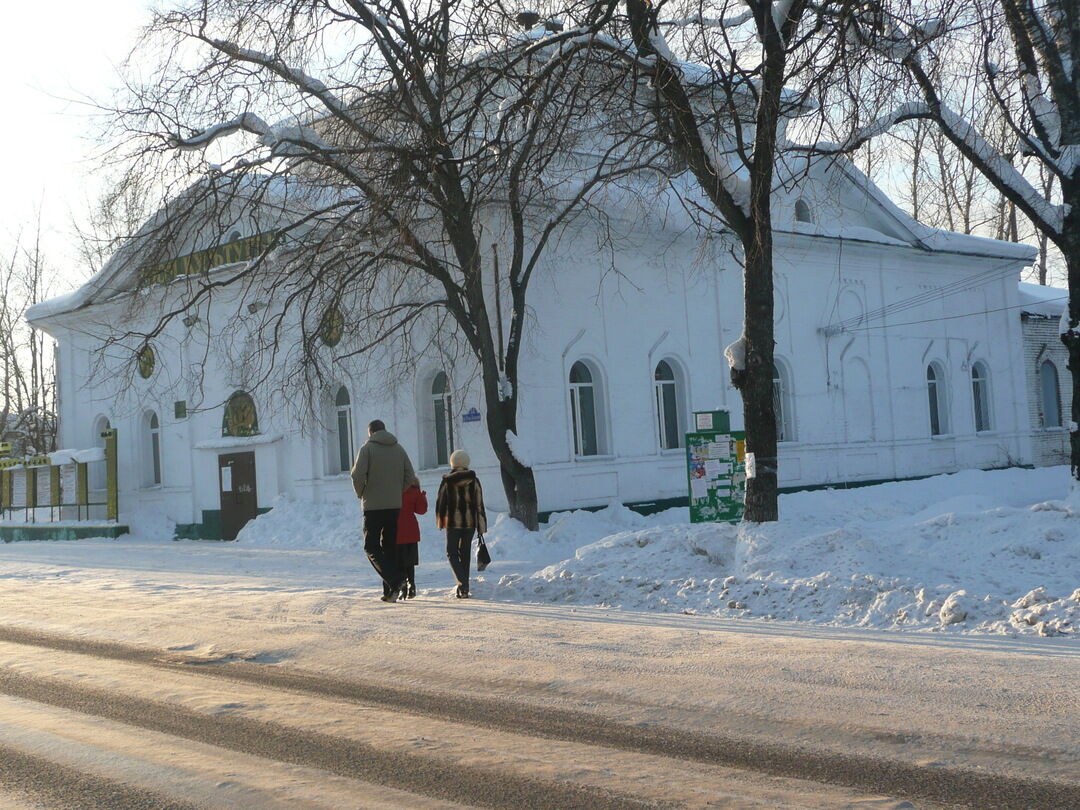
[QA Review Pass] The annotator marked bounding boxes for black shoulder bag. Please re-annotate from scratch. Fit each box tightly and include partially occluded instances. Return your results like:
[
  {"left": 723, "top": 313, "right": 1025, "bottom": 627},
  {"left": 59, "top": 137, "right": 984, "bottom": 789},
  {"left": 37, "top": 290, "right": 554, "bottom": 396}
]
[{"left": 476, "top": 534, "right": 491, "bottom": 571}]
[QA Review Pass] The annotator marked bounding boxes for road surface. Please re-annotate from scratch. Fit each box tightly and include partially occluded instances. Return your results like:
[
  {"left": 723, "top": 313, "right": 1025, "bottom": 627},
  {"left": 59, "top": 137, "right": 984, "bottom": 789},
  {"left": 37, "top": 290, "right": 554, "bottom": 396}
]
[{"left": 0, "top": 624, "right": 1076, "bottom": 809}]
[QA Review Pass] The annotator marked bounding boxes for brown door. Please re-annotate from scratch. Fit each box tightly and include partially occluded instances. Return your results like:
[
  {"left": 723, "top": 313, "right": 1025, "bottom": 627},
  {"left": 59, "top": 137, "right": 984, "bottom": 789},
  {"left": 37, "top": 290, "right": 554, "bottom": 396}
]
[{"left": 219, "top": 452, "right": 257, "bottom": 541}]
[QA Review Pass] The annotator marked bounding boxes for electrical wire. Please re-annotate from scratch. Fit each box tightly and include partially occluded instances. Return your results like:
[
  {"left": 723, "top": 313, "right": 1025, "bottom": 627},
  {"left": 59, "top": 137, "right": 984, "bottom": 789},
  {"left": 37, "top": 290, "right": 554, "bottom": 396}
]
[
  {"left": 825, "top": 257, "right": 1026, "bottom": 331},
  {"left": 840, "top": 294, "right": 1066, "bottom": 332}
]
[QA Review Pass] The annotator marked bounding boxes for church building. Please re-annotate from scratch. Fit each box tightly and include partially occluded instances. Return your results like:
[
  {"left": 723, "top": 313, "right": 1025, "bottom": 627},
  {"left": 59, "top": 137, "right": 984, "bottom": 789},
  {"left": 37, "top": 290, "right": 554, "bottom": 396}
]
[{"left": 28, "top": 159, "right": 1038, "bottom": 539}]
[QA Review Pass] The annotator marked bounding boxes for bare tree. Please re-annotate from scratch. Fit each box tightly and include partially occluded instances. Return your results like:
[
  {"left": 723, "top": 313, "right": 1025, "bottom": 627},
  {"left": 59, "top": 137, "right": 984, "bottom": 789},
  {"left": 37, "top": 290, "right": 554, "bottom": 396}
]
[
  {"left": 99, "top": 0, "right": 662, "bottom": 529},
  {"left": 581, "top": 0, "right": 866, "bottom": 522},
  {"left": 1, "top": 218, "right": 57, "bottom": 456},
  {"left": 848, "top": 31, "right": 1063, "bottom": 283},
  {"left": 819, "top": 0, "right": 1080, "bottom": 490}
]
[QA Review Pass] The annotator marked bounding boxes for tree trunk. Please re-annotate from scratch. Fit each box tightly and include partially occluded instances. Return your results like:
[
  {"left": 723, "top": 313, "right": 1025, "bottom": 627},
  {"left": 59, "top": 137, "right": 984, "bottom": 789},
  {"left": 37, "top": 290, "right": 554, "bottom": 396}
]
[
  {"left": 500, "top": 452, "right": 539, "bottom": 529},
  {"left": 740, "top": 223, "right": 779, "bottom": 522},
  {"left": 734, "top": 9, "right": 788, "bottom": 524},
  {"left": 482, "top": 389, "right": 539, "bottom": 530},
  {"left": 1060, "top": 186, "right": 1080, "bottom": 488}
]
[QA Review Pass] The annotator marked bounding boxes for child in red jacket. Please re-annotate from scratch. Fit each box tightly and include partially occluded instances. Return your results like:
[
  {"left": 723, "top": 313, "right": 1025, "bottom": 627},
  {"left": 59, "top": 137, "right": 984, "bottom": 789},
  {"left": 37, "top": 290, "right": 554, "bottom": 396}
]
[{"left": 396, "top": 476, "right": 428, "bottom": 599}]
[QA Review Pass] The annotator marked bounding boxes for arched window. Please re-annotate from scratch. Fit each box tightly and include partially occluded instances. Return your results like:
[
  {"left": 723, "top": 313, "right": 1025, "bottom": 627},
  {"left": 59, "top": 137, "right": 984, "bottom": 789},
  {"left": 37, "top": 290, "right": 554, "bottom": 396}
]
[
  {"left": 431, "top": 372, "right": 454, "bottom": 467},
  {"left": 841, "top": 355, "right": 874, "bottom": 442},
  {"left": 569, "top": 360, "right": 609, "bottom": 456},
  {"left": 927, "top": 363, "right": 949, "bottom": 436},
  {"left": 222, "top": 391, "right": 259, "bottom": 437},
  {"left": 654, "top": 360, "right": 686, "bottom": 450},
  {"left": 333, "top": 386, "right": 354, "bottom": 473},
  {"left": 773, "top": 362, "right": 796, "bottom": 442},
  {"left": 91, "top": 416, "right": 111, "bottom": 490},
  {"left": 794, "top": 198, "right": 813, "bottom": 223},
  {"left": 971, "top": 361, "right": 991, "bottom": 433},
  {"left": 143, "top": 411, "right": 162, "bottom": 487},
  {"left": 1040, "top": 360, "right": 1061, "bottom": 427}
]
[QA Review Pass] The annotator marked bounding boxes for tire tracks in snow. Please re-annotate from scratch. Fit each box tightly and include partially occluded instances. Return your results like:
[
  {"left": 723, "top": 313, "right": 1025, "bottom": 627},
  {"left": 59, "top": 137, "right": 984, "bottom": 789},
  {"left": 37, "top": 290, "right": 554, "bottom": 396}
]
[
  {"left": 0, "top": 624, "right": 1076, "bottom": 810},
  {"left": 0, "top": 740, "right": 201, "bottom": 810},
  {"left": 0, "top": 666, "right": 659, "bottom": 810}
]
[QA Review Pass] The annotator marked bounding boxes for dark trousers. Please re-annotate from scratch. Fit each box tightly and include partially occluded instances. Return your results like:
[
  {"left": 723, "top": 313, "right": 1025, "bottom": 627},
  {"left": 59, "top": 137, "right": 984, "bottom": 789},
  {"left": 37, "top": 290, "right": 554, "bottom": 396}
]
[
  {"left": 446, "top": 527, "right": 475, "bottom": 591},
  {"left": 397, "top": 547, "right": 416, "bottom": 596},
  {"left": 363, "top": 509, "right": 402, "bottom": 592}
]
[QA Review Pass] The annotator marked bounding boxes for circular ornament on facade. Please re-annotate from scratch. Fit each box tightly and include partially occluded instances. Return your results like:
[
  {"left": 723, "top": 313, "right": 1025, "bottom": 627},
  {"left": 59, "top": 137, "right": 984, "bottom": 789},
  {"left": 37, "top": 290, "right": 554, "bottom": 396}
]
[
  {"left": 136, "top": 345, "right": 156, "bottom": 379},
  {"left": 223, "top": 391, "right": 259, "bottom": 437},
  {"left": 319, "top": 305, "right": 345, "bottom": 347}
]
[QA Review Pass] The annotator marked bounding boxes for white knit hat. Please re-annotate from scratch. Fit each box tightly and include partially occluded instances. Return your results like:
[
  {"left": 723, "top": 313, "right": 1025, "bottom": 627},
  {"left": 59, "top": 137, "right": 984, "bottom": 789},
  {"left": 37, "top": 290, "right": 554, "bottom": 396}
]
[{"left": 449, "top": 449, "right": 470, "bottom": 469}]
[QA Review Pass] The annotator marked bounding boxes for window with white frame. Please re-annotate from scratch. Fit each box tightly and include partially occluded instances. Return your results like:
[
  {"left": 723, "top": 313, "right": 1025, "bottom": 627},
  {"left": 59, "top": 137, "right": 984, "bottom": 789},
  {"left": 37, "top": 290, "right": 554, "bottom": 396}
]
[
  {"left": 654, "top": 359, "right": 685, "bottom": 450},
  {"left": 794, "top": 198, "right": 813, "bottom": 223},
  {"left": 143, "top": 412, "right": 162, "bottom": 486},
  {"left": 569, "top": 360, "right": 606, "bottom": 456},
  {"left": 431, "top": 372, "right": 454, "bottom": 467},
  {"left": 772, "top": 362, "right": 796, "bottom": 442},
  {"left": 1040, "top": 359, "right": 1061, "bottom": 427},
  {"left": 971, "top": 361, "right": 991, "bottom": 433},
  {"left": 89, "top": 416, "right": 111, "bottom": 490},
  {"left": 333, "top": 386, "right": 354, "bottom": 473},
  {"left": 927, "top": 363, "right": 949, "bottom": 436}
]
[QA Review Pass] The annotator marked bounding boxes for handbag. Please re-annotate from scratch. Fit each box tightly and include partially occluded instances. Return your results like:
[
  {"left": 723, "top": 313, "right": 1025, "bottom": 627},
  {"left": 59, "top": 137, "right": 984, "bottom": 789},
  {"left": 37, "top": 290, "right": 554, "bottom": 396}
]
[{"left": 476, "top": 534, "right": 491, "bottom": 572}]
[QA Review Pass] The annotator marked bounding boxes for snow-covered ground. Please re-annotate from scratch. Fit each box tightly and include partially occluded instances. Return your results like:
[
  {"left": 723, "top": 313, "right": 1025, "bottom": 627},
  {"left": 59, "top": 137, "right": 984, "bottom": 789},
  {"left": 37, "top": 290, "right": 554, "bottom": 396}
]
[
  {"left": 1, "top": 467, "right": 1078, "bottom": 800},
  {"left": 236, "top": 465, "right": 1080, "bottom": 637},
  {"left": 1, "top": 465, "right": 1076, "bottom": 638}
]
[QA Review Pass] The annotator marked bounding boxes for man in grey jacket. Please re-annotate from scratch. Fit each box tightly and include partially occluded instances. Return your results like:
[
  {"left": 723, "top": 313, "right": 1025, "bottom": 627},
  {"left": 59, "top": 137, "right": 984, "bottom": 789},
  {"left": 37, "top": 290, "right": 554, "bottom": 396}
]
[{"left": 351, "top": 420, "right": 417, "bottom": 602}]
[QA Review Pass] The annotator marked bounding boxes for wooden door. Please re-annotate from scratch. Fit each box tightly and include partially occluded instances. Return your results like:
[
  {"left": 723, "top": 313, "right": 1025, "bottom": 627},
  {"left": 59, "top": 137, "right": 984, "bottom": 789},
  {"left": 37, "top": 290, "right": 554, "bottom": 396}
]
[{"left": 218, "top": 452, "right": 257, "bottom": 541}]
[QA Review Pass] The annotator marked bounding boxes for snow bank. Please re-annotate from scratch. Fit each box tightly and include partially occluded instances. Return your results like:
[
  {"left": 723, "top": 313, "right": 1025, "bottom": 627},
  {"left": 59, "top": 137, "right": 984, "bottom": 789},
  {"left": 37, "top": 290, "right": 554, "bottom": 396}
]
[
  {"left": 234, "top": 467, "right": 1079, "bottom": 636},
  {"left": 236, "top": 496, "right": 362, "bottom": 549}
]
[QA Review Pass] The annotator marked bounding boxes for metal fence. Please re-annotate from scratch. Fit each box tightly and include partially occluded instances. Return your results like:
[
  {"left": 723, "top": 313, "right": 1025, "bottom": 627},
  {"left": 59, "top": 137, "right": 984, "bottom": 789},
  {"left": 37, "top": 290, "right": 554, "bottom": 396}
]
[{"left": 0, "top": 430, "right": 118, "bottom": 523}]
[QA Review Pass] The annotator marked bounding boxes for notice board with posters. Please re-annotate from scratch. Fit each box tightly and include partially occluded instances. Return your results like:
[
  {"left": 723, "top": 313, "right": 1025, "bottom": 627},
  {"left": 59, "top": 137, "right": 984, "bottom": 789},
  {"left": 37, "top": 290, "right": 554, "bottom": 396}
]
[{"left": 686, "top": 410, "right": 746, "bottom": 523}]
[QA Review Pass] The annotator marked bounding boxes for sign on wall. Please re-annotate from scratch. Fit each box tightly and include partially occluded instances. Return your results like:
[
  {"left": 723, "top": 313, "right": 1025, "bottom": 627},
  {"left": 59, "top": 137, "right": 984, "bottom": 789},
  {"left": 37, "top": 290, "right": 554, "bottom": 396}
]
[
  {"left": 142, "top": 231, "right": 279, "bottom": 285},
  {"left": 462, "top": 407, "right": 481, "bottom": 424}
]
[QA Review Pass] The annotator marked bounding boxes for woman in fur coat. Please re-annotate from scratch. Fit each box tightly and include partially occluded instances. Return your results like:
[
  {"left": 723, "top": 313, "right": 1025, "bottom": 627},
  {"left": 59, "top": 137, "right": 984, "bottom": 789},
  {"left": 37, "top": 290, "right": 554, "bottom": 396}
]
[{"left": 435, "top": 450, "right": 487, "bottom": 598}]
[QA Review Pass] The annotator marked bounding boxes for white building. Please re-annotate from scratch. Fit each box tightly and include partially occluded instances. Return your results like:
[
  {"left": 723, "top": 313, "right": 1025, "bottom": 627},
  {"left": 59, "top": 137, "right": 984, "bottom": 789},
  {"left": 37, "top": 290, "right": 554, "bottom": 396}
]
[
  {"left": 28, "top": 160, "right": 1039, "bottom": 539},
  {"left": 1018, "top": 282, "right": 1073, "bottom": 467}
]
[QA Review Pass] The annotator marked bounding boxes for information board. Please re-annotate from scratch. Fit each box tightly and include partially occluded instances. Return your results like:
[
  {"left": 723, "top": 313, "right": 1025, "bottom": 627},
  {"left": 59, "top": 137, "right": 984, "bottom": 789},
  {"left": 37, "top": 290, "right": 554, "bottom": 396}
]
[{"left": 686, "top": 411, "right": 746, "bottom": 523}]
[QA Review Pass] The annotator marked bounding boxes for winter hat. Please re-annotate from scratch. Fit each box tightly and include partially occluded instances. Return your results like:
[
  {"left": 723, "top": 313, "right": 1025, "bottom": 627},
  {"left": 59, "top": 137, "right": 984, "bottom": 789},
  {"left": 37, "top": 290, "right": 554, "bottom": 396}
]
[{"left": 449, "top": 449, "right": 470, "bottom": 469}]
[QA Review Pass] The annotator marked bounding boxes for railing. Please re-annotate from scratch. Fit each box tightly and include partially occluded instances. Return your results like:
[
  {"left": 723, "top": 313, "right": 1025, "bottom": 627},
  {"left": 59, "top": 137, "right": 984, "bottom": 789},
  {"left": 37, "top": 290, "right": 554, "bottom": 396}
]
[{"left": 0, "top": 429, "right": 118, "bottom": 523}]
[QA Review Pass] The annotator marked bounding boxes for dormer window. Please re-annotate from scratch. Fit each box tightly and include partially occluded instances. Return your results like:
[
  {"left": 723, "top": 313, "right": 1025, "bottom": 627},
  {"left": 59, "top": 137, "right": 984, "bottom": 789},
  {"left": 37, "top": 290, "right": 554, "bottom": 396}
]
[{"left": 794, "top": 198, "right": 813, "bottom": 223}]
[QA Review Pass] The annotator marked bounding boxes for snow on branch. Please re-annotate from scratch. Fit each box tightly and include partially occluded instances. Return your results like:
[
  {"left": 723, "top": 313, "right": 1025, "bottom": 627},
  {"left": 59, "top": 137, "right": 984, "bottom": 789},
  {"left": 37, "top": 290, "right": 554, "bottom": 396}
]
[
  {"left": 659, "top": 10, "right": 753, "bottom": 29},
  {"left": 646, "top": 24, "right": 677, "bottom": 62},
  {"left": 207, "top": 38, "right": 348, "bottom": 117},
  {"left": 724, "top": 336, "right": 746, "bottom": 371},
  {"left": 170, "top": 111, "right": 331, "bottom": 157},
  {"left": 772, "top": 0, "right": 797, "bottom": 36},
  {"left": 811, "top": 102, "right": 1064, "bottom": 235},
  {"left": 170, "top": 112, "right": 273, "bottom": 150}
]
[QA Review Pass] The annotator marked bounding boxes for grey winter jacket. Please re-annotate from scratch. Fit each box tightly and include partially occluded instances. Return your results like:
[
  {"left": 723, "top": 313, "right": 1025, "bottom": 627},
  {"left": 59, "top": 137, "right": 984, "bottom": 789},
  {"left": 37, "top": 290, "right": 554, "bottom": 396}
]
[{"left": 350, "top": 431, "right": 417, "bottom": 511}]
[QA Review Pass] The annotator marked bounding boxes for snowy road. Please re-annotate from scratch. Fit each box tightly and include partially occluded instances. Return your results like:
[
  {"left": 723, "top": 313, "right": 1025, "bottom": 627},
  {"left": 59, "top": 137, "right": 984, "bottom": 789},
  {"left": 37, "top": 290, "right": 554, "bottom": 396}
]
[
  {"left": 0, "top": 525, "right": 1076, "bottom": 808},
  {"left": 0, "top": 620, "right": 1076, "bottom": 808}
]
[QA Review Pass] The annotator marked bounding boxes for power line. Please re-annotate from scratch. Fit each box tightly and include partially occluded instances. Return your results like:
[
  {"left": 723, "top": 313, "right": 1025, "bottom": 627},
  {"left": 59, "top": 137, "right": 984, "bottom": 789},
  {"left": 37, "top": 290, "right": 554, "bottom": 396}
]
[
  {"left": 826, "top": 257, "right": 1024, "bottom": 332},
  {"left": 840, "top": 295, "right": 1066, "bottom": 331}
]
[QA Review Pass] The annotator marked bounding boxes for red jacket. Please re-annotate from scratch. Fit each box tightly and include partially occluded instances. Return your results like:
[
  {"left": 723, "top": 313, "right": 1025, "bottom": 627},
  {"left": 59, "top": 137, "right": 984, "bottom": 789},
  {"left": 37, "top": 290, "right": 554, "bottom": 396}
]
[{"left": 397, "top": 486, "right": 428, "bottom": 544}]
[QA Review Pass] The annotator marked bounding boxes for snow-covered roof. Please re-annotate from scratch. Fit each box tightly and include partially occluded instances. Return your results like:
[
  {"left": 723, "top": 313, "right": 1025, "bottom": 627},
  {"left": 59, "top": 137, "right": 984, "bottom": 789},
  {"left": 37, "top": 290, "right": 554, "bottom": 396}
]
[
  {"left": 1018, "top": 282, "right": 1068, "bottom": 318},
  {"left": 819, "top": 159, "right": 1038, "bottom": 261},
  {"left": 27, "top": 174, "right": 339, "bottom": 325}
]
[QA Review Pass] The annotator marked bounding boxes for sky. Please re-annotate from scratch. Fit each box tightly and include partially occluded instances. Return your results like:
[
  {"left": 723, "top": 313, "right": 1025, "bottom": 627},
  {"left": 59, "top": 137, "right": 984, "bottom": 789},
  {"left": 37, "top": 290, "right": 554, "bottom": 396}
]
[
  {"left": 0, "top": 1, "right": 153, "bottom": 293},
  {"left": 0, "top": 5, "right": 1061, "bottom": 295}
]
